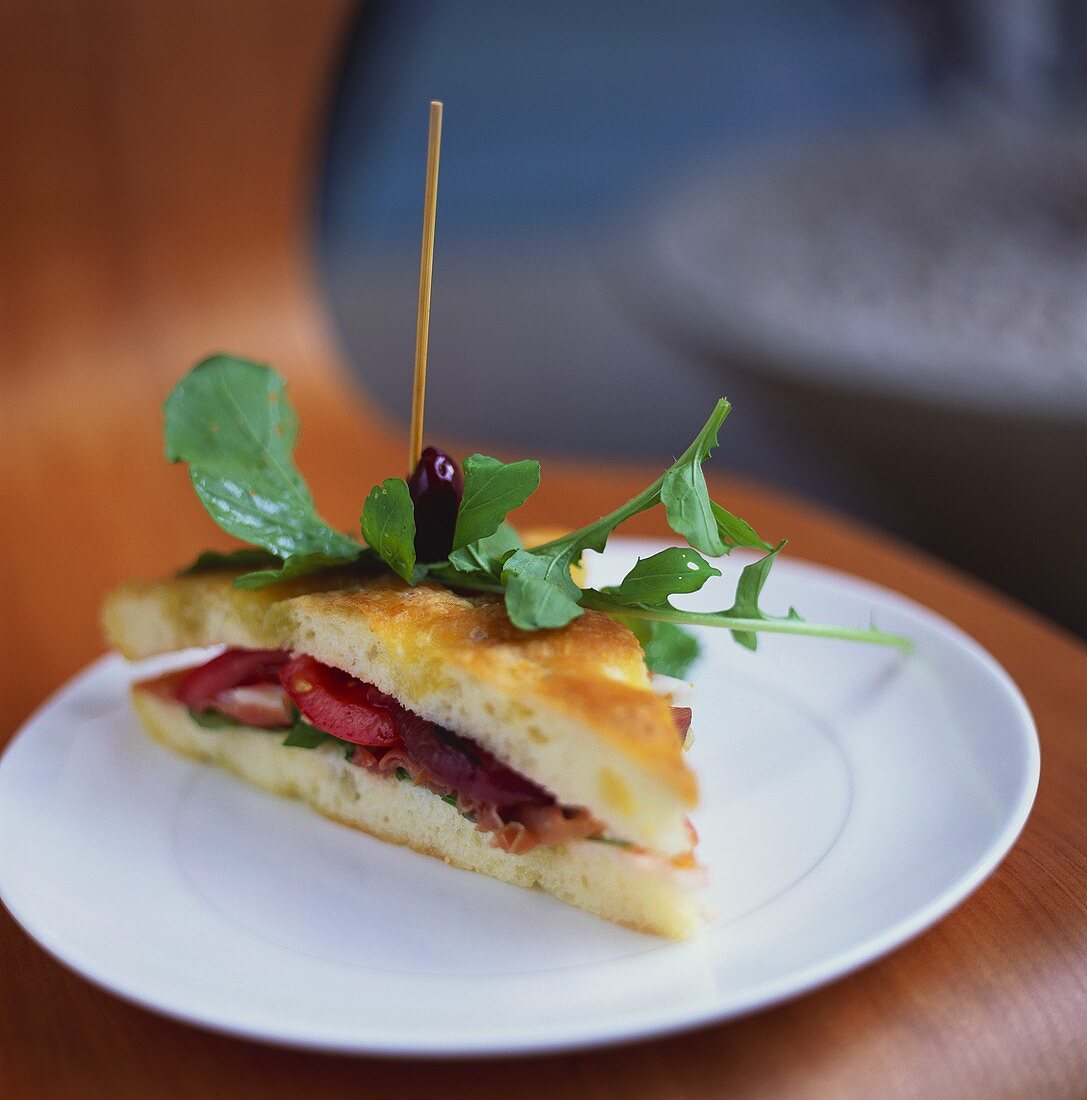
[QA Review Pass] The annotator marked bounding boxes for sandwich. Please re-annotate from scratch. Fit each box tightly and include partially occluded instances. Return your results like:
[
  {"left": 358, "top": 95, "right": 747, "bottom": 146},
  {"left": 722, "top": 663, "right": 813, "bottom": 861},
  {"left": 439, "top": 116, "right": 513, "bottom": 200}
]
[{"left": 102, "top": 356, "right": 906, "bottom": 938}]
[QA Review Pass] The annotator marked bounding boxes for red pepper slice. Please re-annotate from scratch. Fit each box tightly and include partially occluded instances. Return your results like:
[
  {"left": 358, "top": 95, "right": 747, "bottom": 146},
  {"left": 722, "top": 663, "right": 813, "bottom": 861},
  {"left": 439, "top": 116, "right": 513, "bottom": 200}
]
[
  {"left": 176, "top": 648, "right": 290, "bottom": 711},
  {"left": 279, "top": 654, "right": 401, "bottom": 746}
]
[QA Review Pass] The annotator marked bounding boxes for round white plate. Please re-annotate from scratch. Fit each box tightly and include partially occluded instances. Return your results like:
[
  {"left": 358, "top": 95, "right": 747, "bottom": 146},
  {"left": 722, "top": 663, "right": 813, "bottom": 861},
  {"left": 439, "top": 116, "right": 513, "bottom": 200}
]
[{"left": 0, "top": 539, "right": 1038, "bottom": 1057}]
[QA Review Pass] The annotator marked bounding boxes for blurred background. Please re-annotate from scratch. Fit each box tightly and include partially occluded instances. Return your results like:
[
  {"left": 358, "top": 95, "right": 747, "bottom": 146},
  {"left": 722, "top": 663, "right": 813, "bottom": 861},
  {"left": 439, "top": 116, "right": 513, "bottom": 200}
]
[
  {"left": 4, "top": 0, "right": 1086, "bottom": 638},
  {"left": 319, "top": 0, "right": 1087, "bottom": 634}
]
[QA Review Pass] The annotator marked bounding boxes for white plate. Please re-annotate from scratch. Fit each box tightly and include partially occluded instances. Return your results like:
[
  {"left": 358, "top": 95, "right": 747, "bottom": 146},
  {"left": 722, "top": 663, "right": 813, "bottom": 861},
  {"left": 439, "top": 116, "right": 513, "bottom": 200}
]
[{"left": 0, "top": 539, "right": 1038, "bottom": 1057}]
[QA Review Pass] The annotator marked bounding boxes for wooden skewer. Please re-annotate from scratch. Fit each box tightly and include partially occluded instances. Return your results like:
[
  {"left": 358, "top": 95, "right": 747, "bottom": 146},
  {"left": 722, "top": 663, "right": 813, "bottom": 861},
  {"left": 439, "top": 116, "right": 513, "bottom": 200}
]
[{"left": 409, "top": 99, "right": 443, "bottom": 472}]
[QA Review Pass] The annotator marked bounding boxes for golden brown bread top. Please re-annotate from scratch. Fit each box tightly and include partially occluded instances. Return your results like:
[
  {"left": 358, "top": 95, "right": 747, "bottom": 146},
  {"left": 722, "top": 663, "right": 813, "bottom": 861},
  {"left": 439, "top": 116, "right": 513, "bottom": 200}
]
[{"left": 290, "top": 575, "right": 695, "bottom": 803}]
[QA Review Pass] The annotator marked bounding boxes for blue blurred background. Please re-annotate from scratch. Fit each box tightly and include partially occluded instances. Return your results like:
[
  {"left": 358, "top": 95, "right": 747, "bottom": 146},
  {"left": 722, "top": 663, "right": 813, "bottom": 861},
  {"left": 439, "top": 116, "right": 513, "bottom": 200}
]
[{"left": 317, "top": 0, "right": 1087, "bottom": 633}]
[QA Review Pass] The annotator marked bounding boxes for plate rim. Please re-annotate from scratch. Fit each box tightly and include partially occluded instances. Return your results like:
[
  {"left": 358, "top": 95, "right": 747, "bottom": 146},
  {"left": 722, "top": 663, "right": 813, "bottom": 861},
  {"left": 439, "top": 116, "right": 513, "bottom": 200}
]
[{"left": 0, "top": 546, "right": 1041, "bottom": 1058}]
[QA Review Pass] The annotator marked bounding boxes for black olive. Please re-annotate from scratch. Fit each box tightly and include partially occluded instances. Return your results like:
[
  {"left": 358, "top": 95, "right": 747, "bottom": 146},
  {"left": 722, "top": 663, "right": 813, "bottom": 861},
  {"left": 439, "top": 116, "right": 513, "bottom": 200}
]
[{"left": 408, "top": 446, "right": 464, "bottom": 562}]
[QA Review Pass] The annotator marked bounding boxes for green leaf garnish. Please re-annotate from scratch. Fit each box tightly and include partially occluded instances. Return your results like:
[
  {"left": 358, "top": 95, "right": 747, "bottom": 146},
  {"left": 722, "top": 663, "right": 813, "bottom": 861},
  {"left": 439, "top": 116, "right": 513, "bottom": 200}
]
[
  {"left": 177, "top": 548, "right": 281, "bottom": 576},
  {"left": 509, "top": 400, "right": 734, "bottom": 576},
  {"left": 165, "top": 358, "right": 911, "bottom": 655},
  {"left": 188, "top": 708, "right": 238, "bottom": 729},
  {"left": 234, "top": 550, "right": 371, "bottom": 590},
  {"left": 361, "top": 477, "right": 417, "bottom": 583},
  {"left": 447, "top": 521, "right": 522, "bottom": 575},
  {"left": 582, "top": 551, "right": 908, "bottom": 652},
  {"left": 711, "top": 501, "right": 773, "bottom": 553},
  {"left": 660, "top": 399, "right": 731, "bottom": 556},
  {"left": 501, "top": 548, "right": 584, "bottom": 630},
  {"left": 164, "top": 356, "right": 362, "bottom": 585},
  {"left": 485, "top": 399, "right": 739, "bottom": 634},
  {"left": 276, "top": 705, "right": 342, "bottom": 748},
  {"left": 282, "top": 723, "right": 338, "bottom": 749},
  {"left": 722, "top": 542, "right": 797, "bottom": 650},
  {"left": 451, "top": 455, "right": 540, "bottom": 551},
  {"left": 620, "top": 618, "right": 702, "bottom": 678},
  {"left": 616, "top": 547, "right": 721, "bottom": 604}
]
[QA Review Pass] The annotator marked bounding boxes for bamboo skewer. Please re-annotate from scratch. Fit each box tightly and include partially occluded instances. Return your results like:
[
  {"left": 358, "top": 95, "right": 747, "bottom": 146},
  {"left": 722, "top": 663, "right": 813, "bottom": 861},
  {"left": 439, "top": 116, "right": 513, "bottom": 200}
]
[{"left": 409, "top": 100, "right": 443, "bottom": 471}]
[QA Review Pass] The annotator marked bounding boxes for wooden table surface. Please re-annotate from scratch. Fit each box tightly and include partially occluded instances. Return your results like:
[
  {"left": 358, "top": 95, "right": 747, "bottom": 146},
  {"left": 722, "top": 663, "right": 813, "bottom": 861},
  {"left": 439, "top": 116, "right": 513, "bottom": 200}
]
[{"left": 2, "top": 3, "right": 1085, "bottom": 1097}]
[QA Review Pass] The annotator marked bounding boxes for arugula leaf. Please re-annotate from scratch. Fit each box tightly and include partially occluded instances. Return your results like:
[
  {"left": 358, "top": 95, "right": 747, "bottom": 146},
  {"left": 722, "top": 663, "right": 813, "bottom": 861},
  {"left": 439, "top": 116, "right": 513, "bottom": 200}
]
[
  {"left": 451, "top": 455, "right": 540, "bottom": 551},
  {"left": 447, "top": 522, "right": 522, "bottom": 576},
  {"left": 282, "top": 722, "right": 338, "bottom": 749},
  {"left": 501, "top": 549, "right": 583, "bottom": 630},
  {"left": 490, "top": 400, "right": 738, "bottom": 631},
  {"left": 722, "top": 543, "right": 801, "bottom": 650},
  {"left": 527, "top": 483, "right": 659, "bottom": 562},
  {"left": 579, "top": 541, "right": 910, "bottom": 651},
  {"left": 361, "top": 478, "right": 417, "bottom": 583},
  {"left": 177, "top": 548, "right": 281, "bottom": 576},
  {"left": 233, "top": 550, "right": 370, "bottom": 590},
  {"left": 274, "top": 705, "right": 340, "bottom": 749},
  {"left": 616, "top": 548, "right": 721, "bottom": 604},
  {"left": 581, "top": 586, "right": 908, "bottom": 651},
  {"left": 188, "top": 708, "right": 237, "bottom": 729},
  {"left": 164, "top": 355, "right": 362, "bottom": 567},
  {"left": 711, "top": 501, "right": 773, "bottom": 553},
  {"left": 163, "top": 360, "right": 909, "bottom": 655},
  {"left": 513, "top": 396, "right": 884, "bottom": 652},
  {"left": 623, "top": 618, "right": 702, "bottom": 678},
  {"left": 527, "top": 399, "right": 736, "bottom": 569},
  {"left": 660, "top": 399, "right": 731, "bottom": 556}
]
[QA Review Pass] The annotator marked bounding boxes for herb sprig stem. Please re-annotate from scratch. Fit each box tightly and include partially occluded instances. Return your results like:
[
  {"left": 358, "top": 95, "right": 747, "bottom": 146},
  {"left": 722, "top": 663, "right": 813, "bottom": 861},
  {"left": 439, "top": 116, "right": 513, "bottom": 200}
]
[
  {"left": 529, "top": 399, "right": 731, "bottom": 559},
  {"left": 431, "top": 568, "right": 911, "bottom": 650},
  {"left": 579, "top": 591, "right": 912, "bottom": 650}
]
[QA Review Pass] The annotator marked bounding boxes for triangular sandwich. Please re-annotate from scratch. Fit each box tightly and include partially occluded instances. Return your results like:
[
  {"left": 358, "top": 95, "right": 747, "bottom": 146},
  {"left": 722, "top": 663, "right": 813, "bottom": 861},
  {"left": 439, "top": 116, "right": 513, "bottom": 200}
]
[{"left": 103, "top": 567, "right": 704, "bottom": 938}]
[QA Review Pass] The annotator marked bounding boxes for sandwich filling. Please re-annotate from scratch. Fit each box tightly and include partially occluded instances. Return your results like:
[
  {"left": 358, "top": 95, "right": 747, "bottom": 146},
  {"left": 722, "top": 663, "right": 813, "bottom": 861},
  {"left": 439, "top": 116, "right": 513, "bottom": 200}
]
[{"left": 139, "top": 647, "right": 693, "bottom": 857}]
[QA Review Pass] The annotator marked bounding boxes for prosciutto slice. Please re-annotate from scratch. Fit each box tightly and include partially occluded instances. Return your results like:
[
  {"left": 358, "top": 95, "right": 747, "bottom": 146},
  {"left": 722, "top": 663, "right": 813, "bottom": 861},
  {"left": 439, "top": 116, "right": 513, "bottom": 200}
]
[
  {"left": 354, "top": 741, "right": 606, "bottom": 854},
  {"left": 148, "top": 648, "right": 665, "bottom": 856}
]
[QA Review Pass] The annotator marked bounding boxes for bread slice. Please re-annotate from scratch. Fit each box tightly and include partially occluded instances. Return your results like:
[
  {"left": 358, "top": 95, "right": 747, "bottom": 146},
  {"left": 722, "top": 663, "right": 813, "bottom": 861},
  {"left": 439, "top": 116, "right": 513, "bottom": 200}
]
[
  {"left": 103, "top": 562, "right": 704, "bottom": 937},
  {"left": 132, "top": 688, "right": 703, "bottom": 938}
]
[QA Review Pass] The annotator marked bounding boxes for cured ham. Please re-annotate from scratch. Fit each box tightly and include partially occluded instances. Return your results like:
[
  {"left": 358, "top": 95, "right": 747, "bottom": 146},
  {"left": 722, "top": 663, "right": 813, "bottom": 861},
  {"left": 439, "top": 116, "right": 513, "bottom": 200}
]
[{"left": 153, "top": 647, "right": 674, "bottom": 855}]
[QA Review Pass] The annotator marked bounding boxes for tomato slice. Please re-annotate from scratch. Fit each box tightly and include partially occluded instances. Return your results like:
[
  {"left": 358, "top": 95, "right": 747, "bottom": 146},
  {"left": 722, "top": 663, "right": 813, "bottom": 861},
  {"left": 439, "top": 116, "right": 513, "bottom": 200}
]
[
  {"left": 181, "top": 649, "right": 554, "bottom": 802},
  {"left": 176, "top": 648, "right": 290, "bottom": 710},
  {"left": 396, "top": 711, "right": 551, "bottom": 807},
  {"left": 279, "top": 654, "right": 401, "bottom": 746}
]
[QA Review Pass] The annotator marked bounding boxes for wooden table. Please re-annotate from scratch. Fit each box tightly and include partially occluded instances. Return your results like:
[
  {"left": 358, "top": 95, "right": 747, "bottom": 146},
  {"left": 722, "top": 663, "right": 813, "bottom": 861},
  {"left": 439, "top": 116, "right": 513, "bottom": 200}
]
[{"left": 2, "top": 4, "right": 1085, "bottom": 1096}]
